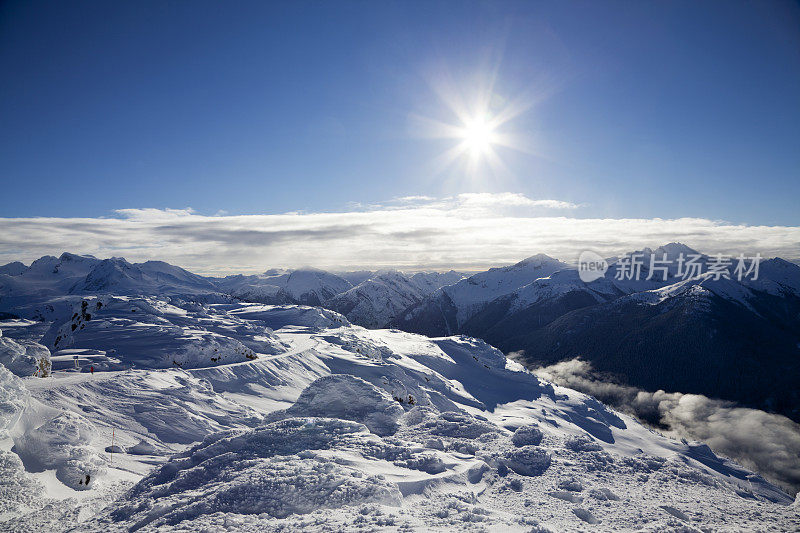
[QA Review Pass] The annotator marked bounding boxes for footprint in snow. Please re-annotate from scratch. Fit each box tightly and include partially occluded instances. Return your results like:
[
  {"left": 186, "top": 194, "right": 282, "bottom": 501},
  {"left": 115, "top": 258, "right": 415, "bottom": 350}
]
[
  {"left": 572, "top": 507, "right": 599, "bottom": 524},
  {"left": 660, "top": 505, "right": 689, "bottom": 521},
  {"left": 548, "top": 491, "right": 583, "bottom": 504}
]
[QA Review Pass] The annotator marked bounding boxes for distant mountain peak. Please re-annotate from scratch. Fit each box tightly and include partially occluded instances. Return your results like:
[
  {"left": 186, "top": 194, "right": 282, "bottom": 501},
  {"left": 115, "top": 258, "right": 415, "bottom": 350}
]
[
  {"left": 372, "top": 269, "right": 405, "bottom": 278},
  {"left": 263, "top": 268, "right": 290, "bottom": 276},
  {"left": 0, "top": 261, "right": 27, "bottom": 276},
  {"left": 58, "top": 252, "right": 98, "bottom": 262},
  {"left": 515, "top": 253, "right": 563, "bottom": 268},
  {"left": 655, "top": 242, "right": 700, "bottom": 256}
]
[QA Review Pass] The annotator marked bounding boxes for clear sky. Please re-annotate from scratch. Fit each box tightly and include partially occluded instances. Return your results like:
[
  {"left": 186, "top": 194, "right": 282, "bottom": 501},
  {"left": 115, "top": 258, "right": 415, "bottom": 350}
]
[{"left": 0, "top": 1, "right": 799, "bottom": 272}]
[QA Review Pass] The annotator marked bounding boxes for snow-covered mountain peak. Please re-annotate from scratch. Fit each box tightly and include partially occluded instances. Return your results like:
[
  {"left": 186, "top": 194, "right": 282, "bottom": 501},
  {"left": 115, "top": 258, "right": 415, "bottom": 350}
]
[
  {"left": 324, "top": 270, "right": 425, "bottom": 328},
  {"left": 71, "top": 257, "right": 220, "bottom": 296},
  {"left": 74, "top": 258, "right": 147, "bottom": 293},
  {"left": 613, "top": 243, "right": 704, "bottom": 264},
  {"left": 0, "top": 261, "right": 27, "bottom": 276},
  {"left": 215, "top": 268, "right": 351, "bottom": 306},
  {"left": 409, "top": 270, "right": 466, "bottom": 294},
  {"left": 280, "top": 269, "right": 352, "bottom": 302},
  {"left": 514, "top": 253, "right": 565, "bottom": 269},
  {"left": 27, "top": 255, "right": 59, "bottom": 271},
  {"left": 28, "top": 253, "right": 100, "bottom": 277},
  {"left": 629, "top": 273, "right": 756, "bottom": 309},
  {"left": 58, "top": 252, "right": 99, "bottom": 263},
  {"left": 370, "top": 269, "right": 408, "bottom": 281},
  {"left": 655, "top": 242, "right": 700, "bottom": 257},
  {"left": 753, "top": 257, "right": 800, "bottom": 295}
]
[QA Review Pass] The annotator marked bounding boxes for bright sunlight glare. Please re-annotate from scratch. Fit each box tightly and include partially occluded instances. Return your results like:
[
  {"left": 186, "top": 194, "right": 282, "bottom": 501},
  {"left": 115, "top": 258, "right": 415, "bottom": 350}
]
[
  {"left": 410, "top": 62, "right": 539, "bottom": 183},
  {"left": 460, "top": 115, "right": 496, "bottom": 157}
]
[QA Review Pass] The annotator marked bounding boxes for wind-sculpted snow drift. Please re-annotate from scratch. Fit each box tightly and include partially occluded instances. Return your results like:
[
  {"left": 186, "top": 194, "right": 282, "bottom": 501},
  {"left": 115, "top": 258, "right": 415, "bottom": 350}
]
[{"left": 0, "top": 300, "right": 797, "bottom": 531}]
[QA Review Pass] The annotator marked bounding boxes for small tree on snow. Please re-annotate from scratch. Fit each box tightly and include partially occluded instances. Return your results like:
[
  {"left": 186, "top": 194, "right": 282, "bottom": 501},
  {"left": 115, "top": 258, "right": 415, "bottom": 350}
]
[{"left": 36, "top": 356, "right": 51, "bottom": 377}]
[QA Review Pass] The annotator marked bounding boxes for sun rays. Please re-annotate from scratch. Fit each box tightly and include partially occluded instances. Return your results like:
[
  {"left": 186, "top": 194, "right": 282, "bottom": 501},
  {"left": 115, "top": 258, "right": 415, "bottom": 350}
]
[{"left": 410, "top": 64, "right": 538, "bottom": 187}]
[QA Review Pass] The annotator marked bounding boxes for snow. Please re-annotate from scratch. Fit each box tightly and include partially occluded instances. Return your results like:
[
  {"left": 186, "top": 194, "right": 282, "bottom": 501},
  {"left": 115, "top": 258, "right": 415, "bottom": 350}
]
[
  {"left": 0, "top": 365, "right": 29, "bottom": 438},
  {"left": 214, "top": 268, "right": 352, "bottom": 306},
  {"left": 324, "top": 270, "right": 427, "bottom": 328},
  {"left": 99, "top": 418, "right": 404, "bottom": 530},
  {"left": 334, "top": 270, "right": 374, "bottom": 286},
  {"left": 267, "top": 374, "right": 404, "bottom": 436},
  {"left": 0, "top": 331, "right": 50, "bottom": 377},
  {"left": 73, "top": 258, "right": 218, "bottom": 296},
  {"left": 504, "top": 446, "right": 552, "bottom": 476},
  {"left": 441, "top": 253, "right": 570, "bottom": 325},
  {"left": 747, "top": 257, "right": 800, "bottom": 296},
  {"left": 38, "top": 296, "right": 282, "bottom": 370},
  {"left": 0, "top": 254, "right": 100, "bottom": 312},
  {"left": 509, "top": 269, "right": 616, "bottom": 313},
  {"left": 0, "top": 262, "right": 27, "bottom": 276},
  {"left": 227, "top": 303, "right": 349, "bottom": 330},
  {"left": 409, "top": 270, "right": 466, "bottom": 294},
  {"left": 13, "top": 410, "right": 106, "bottom": 490},
  {"left": 622, "top": 271, "right": 769, "bottom": 314},
  {"left": 0, "top": 251, "right": 798, "bottom": 530},
  {"left": 511, "top": 424, "right": 544, "bottom": 447}
]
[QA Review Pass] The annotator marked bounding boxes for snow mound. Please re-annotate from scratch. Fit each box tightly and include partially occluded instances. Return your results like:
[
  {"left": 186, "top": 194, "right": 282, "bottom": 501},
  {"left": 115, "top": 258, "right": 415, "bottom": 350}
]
[
  {"left": 0, "top": 365, "right": 29, "bottom": 438},
  {"left": 128, "top": 439, "right": 160, "bottom": 455},
  {"left": 511, "top": 423, "right": 543, "bottom": 447},
  {"left": 0, "top": 331, "right": 50, "bottom": 377},
  {"left": 0, "top": 450, "right": 46, "bottom": 528},
  {"left": 418, "top": 410, "right": 498, "bottom": 439},
  {"left": 34, "top": 370, "right": 264, "bottom": 447},
  {"left": 41, "top": 297, "right": 278, "bottom": 369},
  {"left": 269, "top": 375, "right": 404, "bottom": 436},
  {"left": 564, "top": 435, "right": 603, "bottom": 452},
  {"left": 13, "top": 411, "right": 105, "bottom": 490},
  {"left": 504, "top": 446, "right": 552, "bottom": 476},
  {"left": 589, "top": 487, "right": 620, "bottom": 501},
  {"left": 103, "top": 418, "right": 402, "bottom": 530}
]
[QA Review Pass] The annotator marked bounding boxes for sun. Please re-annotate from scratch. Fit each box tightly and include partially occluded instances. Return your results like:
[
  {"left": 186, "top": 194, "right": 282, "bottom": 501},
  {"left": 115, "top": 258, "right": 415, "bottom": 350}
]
[
  {"left": 460, "top": 115, "right": 496, "bottom": 158},
  {"left": 410, "top": 67, "right": 536, "bottom": 180}
]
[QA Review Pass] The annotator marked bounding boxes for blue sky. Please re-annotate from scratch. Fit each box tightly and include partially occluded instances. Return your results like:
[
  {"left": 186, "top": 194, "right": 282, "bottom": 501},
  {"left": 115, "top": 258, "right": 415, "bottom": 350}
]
[{"left": 0, "top": 1, "right": 799, "bottom": 271}]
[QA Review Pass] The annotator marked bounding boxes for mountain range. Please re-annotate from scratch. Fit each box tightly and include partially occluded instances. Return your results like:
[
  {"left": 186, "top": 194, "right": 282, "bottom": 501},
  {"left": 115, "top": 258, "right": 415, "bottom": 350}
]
[
  {"left": 2, "top": 244, "right": 799, "bottom": 422},
  {"left": 1, "top": 247, "right": 799, "bottom": 530}
]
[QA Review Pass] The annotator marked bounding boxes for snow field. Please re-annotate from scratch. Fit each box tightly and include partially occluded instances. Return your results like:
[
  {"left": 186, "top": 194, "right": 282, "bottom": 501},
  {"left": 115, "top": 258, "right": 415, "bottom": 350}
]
[{"left": 0, "top": 301, "right": 796, "bottom": 531}]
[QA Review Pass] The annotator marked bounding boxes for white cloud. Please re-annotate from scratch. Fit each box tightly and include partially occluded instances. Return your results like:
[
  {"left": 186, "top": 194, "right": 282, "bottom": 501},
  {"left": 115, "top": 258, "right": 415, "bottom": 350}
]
[
  {"left": 0, "top": 193, "right": 798, "bottom": 274},
  {"left": 454, "top": 192, "right": 579, "bottom": 210},
  {"left": 394, "top": 195, "right": 437, "bottom": 203},
  {"left": 113, "top": 207, "right": 196, "bottom": 221}
]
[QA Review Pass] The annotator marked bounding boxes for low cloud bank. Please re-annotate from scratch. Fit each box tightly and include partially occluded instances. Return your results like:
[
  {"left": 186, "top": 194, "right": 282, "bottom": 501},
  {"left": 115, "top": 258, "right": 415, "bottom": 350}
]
[
  {"left": 1, "top": 193, "right": 799, "bottom": 274},
  {"left": 532, "top": 358, "right": 800, "bottom": 496}
]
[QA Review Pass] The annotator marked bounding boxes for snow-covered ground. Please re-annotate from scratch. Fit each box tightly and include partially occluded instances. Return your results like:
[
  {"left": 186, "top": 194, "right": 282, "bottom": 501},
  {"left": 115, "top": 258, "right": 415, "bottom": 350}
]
[{"left": 0, "top": 299, "right": 798, "bottom": 531}]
